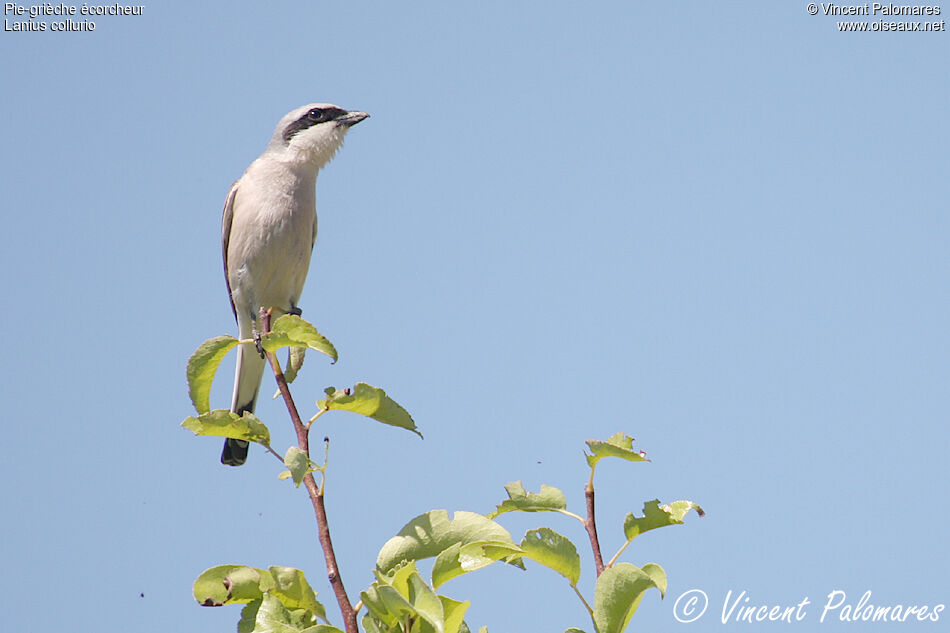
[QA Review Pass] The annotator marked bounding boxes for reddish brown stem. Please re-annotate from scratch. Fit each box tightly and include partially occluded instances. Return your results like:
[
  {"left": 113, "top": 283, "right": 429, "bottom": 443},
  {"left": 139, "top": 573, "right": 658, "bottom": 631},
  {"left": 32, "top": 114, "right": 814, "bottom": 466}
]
[
  {"left": 585, "top": 480, "right": 605, "bottom": 577},
  {"left": 260, "top": 309, "right": 358, "bottom": 633}
]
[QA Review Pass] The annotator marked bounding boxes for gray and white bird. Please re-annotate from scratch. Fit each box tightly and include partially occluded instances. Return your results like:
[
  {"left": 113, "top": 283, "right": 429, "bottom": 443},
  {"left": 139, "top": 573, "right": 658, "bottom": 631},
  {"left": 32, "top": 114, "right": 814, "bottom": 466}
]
[{"left": 220, "top": 104, "right": 369, "bottom": 466}]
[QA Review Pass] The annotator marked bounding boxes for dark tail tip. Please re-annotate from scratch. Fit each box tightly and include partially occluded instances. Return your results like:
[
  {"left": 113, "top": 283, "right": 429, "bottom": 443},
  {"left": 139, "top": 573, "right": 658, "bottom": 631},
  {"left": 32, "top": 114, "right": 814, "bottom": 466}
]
[{"left": 221, "top": 438, "right": 250, "bottom": 466}]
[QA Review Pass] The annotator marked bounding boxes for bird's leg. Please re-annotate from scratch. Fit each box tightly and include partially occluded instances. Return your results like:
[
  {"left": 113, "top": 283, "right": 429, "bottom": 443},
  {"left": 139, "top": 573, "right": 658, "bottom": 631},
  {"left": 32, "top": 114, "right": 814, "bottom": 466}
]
[
  {"left": 253, "top": 327, "right": 265, "bottom": 358},
  {"left": 289, "top": 303, "right": 303, "bottom": 317}
]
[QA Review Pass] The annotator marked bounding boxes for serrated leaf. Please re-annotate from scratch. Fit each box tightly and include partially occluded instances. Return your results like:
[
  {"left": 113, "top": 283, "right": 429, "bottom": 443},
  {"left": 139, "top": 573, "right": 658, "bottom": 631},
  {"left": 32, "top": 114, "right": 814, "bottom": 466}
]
[
  {"left": 521, "top": 527, "right": 580, "bottom": 586},
  {"left": 623, "top": 499, "right": 704, "bottom": 542},
  {"left": 318, "top": 383, "right": 421, "bottom": 437},
  {"left": 487, "top": 481, "right": 567, "bottom": 518},
  {"left": 585, "top": 433, "right": 648, "bottom": 468},
  {"left": 377, "top": 510, "right": 516, "bottom": 573},
  {"left": 260, "top": 315, "right": 337, "bottom": 362},
  {"left": 187, "top": 335, "right": 239, "bottom": 414},
  {"left": 284, "top": 447, "right": 312, "bottom": 487},
  {"left": 268, "top": 566, "right": 327, "bottom": 623},
  {"left": 593, "top": 563, "right": 665, "bottom": 633},
  {"left": 182, "top": 410, "right": 271, "bottom": 446}
]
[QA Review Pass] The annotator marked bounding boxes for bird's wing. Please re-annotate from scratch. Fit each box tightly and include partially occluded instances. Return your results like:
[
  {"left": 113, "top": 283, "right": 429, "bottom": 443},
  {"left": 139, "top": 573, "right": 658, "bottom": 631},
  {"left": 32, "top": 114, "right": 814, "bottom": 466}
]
[{"left": 221, "top": 180, "right": 240, "bottom": 321}]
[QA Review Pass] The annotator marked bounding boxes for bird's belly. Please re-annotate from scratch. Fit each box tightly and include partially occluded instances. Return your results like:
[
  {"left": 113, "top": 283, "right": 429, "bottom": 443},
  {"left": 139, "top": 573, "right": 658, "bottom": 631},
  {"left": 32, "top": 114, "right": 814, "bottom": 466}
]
[{"left": 234, "top": 204, "right": 315, "bottom": 316}]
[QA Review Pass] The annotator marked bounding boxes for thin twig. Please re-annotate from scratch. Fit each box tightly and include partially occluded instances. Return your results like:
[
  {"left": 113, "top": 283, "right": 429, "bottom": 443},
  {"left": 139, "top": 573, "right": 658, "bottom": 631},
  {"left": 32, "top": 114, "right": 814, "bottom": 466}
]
[
  {"left": 260, "top": 309, "right": 358, "bottom": 633},
  {"left": 263, "top": 444, "right": 285, "bottom": 463},
  {"left": 572, "top": 584, "right": 594, "bottom": 618},
  {"left": 584, "top": 469, "right": 605, "bottom": 577},
  {"left": 605, "top": 539, "right": 632, "bottom": 569}
]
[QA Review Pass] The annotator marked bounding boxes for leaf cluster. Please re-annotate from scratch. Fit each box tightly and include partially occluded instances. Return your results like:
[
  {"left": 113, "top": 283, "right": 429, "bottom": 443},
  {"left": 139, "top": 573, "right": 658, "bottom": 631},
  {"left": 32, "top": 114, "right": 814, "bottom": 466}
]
[{"left": 182, "top": 319, "right": 703, "bottom": 633}]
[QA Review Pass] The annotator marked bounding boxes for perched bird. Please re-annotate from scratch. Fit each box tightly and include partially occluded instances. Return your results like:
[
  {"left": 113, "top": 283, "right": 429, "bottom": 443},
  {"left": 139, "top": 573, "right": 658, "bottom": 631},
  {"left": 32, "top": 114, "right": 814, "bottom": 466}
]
[{"left": 220, "top": 104, "right": 369, "bottom": 465}]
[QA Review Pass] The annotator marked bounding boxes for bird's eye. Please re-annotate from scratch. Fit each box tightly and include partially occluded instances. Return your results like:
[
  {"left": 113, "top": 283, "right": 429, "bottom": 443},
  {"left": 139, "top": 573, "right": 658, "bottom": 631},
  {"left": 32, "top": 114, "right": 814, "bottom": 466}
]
[{"left": 308, "top": 108, "right": 324, "bottom": 121}]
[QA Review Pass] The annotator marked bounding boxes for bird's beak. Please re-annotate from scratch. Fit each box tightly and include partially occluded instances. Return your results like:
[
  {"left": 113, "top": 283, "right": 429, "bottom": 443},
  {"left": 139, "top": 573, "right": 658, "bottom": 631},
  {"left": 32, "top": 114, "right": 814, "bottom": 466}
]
[{"left": 338, "top": 111, "right": 369, "bottom": 127}]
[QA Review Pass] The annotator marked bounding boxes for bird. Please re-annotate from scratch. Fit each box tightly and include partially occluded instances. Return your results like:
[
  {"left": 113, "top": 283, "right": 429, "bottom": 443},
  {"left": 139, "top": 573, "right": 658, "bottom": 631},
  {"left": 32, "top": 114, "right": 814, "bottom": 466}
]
[{"left": 220, "top": 104, "right": 369, "bottom": 466}]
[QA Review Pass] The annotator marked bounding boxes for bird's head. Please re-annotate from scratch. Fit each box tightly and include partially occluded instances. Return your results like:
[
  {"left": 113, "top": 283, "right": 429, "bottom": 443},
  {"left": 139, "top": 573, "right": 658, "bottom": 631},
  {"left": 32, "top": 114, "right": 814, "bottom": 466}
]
[{"left": 269, "top": 103, "right": 369, "bottom": 167}]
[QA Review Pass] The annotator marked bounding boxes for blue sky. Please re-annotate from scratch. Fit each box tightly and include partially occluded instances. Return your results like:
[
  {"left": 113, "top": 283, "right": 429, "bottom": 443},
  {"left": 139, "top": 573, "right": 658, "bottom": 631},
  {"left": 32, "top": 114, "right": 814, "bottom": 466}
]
[{"left": 1, "top": 2, "right": 947, "bottom": 631}]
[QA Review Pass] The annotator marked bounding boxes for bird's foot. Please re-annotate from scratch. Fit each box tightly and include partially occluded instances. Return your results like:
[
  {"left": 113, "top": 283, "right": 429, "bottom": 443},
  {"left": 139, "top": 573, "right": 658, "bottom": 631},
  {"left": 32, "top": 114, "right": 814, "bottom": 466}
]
[{"left": 253, "top": 329, "right": 265, "bottom": 358}]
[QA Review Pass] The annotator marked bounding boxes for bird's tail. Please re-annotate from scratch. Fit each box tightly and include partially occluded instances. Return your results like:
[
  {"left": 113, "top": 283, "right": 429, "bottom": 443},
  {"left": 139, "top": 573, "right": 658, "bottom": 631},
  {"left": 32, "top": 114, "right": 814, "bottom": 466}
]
[{"left": 221, "top": 340, "right": 267, "bottom": 466}]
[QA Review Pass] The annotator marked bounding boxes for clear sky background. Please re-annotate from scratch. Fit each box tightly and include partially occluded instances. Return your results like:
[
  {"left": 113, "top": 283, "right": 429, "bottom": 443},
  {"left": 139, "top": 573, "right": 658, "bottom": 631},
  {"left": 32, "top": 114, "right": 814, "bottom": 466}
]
[{"left": 1, "top": 2, "right": 947, "bottom": 631}]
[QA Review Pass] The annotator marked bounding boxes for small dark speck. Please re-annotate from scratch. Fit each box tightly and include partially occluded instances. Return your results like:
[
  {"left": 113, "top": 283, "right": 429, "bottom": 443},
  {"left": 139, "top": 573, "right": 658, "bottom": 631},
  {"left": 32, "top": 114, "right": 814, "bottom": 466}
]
[{"left": 140, "top": 593, "right": 145, "bottom": 598}]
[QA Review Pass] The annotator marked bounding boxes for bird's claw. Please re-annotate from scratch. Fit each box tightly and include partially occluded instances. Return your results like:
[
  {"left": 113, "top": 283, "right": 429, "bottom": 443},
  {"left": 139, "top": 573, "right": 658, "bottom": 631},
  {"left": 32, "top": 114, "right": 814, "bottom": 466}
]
[{"left": 254, "top": 330, "right": 265, "bottom": 358}]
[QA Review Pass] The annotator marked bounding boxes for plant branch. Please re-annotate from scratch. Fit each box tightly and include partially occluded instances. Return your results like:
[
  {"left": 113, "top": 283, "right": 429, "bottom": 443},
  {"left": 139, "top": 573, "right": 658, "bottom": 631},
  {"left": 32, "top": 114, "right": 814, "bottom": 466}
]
[
  {"left": 584, "top": 468, "right": 605, "bottom": 577},
  {"left": 260, "top": 308, "right": 358, "bottom": 633}
]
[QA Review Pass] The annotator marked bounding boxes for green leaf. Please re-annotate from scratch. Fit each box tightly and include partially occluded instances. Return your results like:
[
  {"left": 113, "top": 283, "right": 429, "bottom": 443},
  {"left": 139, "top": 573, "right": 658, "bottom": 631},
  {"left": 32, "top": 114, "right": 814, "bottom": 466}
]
[
  {"left": 360, "top": 585, "right": 399, "bottom": 629},
  {"left": 193, "top": 564, "right": 326, "bottom": 629},
  {"left": 377, "top": 510, "right": 516, "bottom": 573},
  {"left": 520, "top": 527, "right": 580, "bottom": 586},
  {"left": 431, "top": 543, "right": 465, "bottom": 589},
  {"left": 592, "top": 563, "right": 666, "bottom": 633},
  {"left": 564, "top": 629, "right": 588, "bottom": 633},
  {"left": 432, "top": 541, "right": 524, "bottom": 589},
  {"left": 318, "top": 383, "right": 421, "bottom": 437},
  {"left": 639, "top": 563, "right": 668, "bottom": 598},
  {"left": 261, "top": 314, "right": 338, "bottom": 362},
  {"left": 284, "top": 447, "right": 312, "bottom": 488},
  {"left": 194, "top": 565, "right": 272, "bottom": 606},
  {"left": 585, "top": 433, "right": 648, "bottom": 468},
  {"left": 187, "top": 335, "right": 239, "bottom": 414},
  {"left": 487, "top": 481, "right": 568, "bottom": 518},
  {"left": 238, "top": 592, "right": 319, "bottom": 633},
  {"left": 268, "top": 566, "right": 327, "bottom": 623},
  {"left": 182, "top": 410, "right": 271, "bottom": 446},
  {"left": 623, "top": 499, "right": 704, "bottom": 542},
  {"left": 195, "top": 565, "right": 248, "bottom": 606},
  {"left": 440, "top": 596, "right": 470, "bottom": 633},
  {"left": 284, "top": 346, "right": 306, "bottom": 384},
  {"left": 360, "top": 613, "right": 384, "bottom": 633},
  {"left": 408, "top": 571, "right": 444, "bottom": 633}
]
